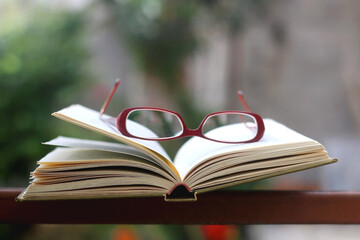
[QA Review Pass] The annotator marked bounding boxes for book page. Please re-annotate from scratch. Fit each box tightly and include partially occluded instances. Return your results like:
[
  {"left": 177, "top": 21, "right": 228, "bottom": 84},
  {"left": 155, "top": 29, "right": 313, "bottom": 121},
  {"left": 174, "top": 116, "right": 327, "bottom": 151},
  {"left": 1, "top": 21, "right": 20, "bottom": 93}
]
[
  {"left": 173, "top": 119, "right": 319, "bottom": 179},
  {"left": 44, "top": 136, "right": 179, "bottom": 173},
  {"left": 44, "top": 136, "right": 154, "bottom": 162},
  {"left": 25, "top": 148, "right": 176, "bottom": 198},
  {"left": 37, "top": 147, "right": 177, "bottom": 183},
  {"left": 193, "top": 159, "right": 336, "bottom": 193},
  {"left": 186, "top": 151, "right": 329, "bottom": 188},
  {"left": 52, "top": 104, "right": 180, "bottom": 181}
]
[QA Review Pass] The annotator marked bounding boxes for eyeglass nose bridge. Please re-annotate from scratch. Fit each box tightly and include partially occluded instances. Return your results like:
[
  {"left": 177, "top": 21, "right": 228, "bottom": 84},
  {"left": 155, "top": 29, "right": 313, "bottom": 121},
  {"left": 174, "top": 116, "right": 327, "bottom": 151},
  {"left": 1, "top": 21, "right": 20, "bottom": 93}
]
[{"left": 182, "top": 127, "right": 202, "bottom": 137}]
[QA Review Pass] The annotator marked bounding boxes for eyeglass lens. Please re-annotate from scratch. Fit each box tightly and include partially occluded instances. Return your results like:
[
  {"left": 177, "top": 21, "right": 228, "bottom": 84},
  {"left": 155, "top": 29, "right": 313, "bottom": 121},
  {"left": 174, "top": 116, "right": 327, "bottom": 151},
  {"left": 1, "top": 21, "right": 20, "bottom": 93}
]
[
  {"left": 126, "top": 110, "right": 184, "bottom": 139},
  {"left": 202, "top": 113, "right": 258, "bottom": 142}
]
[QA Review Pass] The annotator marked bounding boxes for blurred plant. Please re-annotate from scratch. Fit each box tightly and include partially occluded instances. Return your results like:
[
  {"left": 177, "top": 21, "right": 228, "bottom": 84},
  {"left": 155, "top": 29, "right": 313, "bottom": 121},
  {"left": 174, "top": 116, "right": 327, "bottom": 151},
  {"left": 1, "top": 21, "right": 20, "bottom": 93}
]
[
  {"left": 112, "top": 0, "right": 198, "bottom": 88},
  {"left": 105, "top": 0, "right": 266, "bottom": 125},
  {"left": 105, "top": 0, "right": 200, "bottom": 129},
  {"left": 0, "top": 5, "right": 88, "bottom": 186}
]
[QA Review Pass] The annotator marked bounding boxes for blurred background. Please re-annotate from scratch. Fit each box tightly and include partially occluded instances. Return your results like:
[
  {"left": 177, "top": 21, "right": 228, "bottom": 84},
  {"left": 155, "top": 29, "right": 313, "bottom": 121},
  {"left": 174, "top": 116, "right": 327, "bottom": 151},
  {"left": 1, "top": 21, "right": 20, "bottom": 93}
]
[{"left": 1, "top": 0, "right": 360, "bottom": 239}]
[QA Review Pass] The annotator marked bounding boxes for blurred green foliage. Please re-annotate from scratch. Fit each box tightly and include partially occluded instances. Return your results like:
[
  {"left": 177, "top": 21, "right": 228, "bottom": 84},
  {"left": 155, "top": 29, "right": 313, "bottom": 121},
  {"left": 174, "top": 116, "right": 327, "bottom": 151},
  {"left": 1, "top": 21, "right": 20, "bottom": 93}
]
[
  {"left": 110, "top": 0, "right": 199, "bottom": 88},
  {"left": 0, "top": 7, "right": 88, "bottom": 186},
  {"left": 108, "top": 0, "right": 266, "bottom": 87},
  {"left": 106, "top": 0, "right": 266, "bottom": 127}
]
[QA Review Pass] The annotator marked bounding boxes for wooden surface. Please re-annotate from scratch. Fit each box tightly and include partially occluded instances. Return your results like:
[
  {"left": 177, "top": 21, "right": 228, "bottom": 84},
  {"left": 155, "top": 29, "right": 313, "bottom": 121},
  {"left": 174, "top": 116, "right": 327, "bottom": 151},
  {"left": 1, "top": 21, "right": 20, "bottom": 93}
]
[{"left": 1, "top": 188, "right": 360, "bottom": 224}]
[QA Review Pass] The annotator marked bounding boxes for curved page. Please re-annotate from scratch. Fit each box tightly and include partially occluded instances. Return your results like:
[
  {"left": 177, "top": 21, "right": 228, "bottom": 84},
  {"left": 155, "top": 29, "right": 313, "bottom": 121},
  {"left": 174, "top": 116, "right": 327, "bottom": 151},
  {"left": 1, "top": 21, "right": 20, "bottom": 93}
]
[
  {"left": 174, "top": 119, "right": 320, "bottom": 179},
  {"left": 52, "top": 104, "right": 180, "bottom": 181},
  {"left": 44, "top": 136, "right": 154, "bottom": 162}
]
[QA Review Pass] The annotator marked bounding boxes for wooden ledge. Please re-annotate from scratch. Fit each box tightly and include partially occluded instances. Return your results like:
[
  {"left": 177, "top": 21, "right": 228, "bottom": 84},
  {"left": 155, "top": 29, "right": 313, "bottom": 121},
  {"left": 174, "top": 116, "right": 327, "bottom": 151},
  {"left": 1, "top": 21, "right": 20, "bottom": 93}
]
[{"left": 1, "top": 188, "right": 360, "bottom": 224}]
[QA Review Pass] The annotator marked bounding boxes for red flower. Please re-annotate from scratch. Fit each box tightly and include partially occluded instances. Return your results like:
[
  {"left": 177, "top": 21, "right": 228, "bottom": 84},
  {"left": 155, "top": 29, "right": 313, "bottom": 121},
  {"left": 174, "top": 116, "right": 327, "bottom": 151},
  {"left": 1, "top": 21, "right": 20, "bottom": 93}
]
[{"left": 201, "top": 225, "right": 238, "bottom": 240}]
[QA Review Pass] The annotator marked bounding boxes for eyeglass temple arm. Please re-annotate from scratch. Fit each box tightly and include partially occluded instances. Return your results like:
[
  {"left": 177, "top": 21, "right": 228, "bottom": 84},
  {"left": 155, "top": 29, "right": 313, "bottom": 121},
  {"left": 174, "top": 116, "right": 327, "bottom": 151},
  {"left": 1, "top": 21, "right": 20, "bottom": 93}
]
[
  {"left": 237, "top": 90, "right": 257, "bottom": 130},
  {"left": 100, "top": 83, "right": 249, "bottom": 115},
  {"left": 100, "top": 79, "right": 121, "bottom": 116},
  {"left": 237, "top": 90, "right": 251, "bottom": 112}
]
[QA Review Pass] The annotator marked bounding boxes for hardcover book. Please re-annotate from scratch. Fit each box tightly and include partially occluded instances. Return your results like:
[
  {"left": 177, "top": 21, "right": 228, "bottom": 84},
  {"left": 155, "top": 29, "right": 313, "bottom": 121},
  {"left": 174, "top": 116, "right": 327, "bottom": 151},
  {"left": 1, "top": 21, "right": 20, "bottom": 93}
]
[{"left": 18, "top": 104, "right": 336, "bottom": 201}]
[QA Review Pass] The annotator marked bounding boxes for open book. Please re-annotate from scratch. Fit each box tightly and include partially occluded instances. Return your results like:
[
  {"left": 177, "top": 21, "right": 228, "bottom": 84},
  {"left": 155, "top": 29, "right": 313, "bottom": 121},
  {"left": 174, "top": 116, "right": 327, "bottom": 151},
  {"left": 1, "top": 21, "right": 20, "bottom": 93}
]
[{"left": 18, "top": 104, "right": 336, "bottom": 201}]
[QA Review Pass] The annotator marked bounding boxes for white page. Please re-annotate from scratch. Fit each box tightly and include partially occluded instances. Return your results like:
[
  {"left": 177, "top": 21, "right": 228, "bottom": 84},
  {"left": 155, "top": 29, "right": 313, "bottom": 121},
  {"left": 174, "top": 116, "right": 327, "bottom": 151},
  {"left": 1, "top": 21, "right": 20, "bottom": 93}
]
[
  {"left": 173, "top": 119, "right": 319, "bottom": 179},
  {"left": 53, "top": 104, "right": 170, "bottom": 160},
  {"left": 52, "top": 104, "right": 182, "bottom": 181},
  {"left": 44, "top": 136, "right": 154, "bottom": 161}
]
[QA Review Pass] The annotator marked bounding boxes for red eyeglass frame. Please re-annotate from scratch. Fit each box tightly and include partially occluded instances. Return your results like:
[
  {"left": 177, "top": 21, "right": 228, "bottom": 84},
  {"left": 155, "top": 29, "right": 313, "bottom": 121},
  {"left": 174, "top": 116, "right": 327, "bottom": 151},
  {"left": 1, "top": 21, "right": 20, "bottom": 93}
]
[
  {"left": 100, "top": 79, "right": 265, "bottom": 144},
  {"left": 117, "top": 108, "right": 264, "bottom": 143}
]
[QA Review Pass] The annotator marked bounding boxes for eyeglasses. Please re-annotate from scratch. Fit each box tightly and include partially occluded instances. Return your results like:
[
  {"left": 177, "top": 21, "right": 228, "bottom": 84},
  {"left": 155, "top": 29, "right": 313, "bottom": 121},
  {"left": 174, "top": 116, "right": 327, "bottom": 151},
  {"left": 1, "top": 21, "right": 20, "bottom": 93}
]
[{"left": 100, "top": 79, "right": 265, "bottom": 144}]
